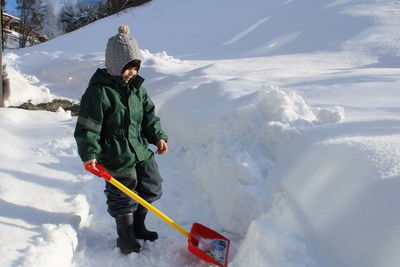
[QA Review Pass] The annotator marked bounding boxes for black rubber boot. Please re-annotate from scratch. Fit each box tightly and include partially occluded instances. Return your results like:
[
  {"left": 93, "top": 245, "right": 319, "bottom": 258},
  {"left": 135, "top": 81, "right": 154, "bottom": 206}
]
[
  {"left": 134, "top": 205, "right": 158, "bottom": 241},
  {"left": 115, "top": 213, "right": 141, "bottom": 254}
]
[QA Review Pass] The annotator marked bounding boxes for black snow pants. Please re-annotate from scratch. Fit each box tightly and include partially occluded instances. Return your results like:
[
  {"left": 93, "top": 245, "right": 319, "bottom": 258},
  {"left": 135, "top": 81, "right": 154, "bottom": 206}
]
[{"left": 104, "top": 159, "right": 163, "bottom": 217}]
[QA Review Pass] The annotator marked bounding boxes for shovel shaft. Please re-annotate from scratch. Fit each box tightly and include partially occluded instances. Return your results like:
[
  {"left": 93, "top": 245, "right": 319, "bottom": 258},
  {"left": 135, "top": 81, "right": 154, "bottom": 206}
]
[
  {"left": 109, "top": 177, "right": 190, "bottom": 238},
  {"left": 85, "top": 163, "right": 190, "bottom": 238}
]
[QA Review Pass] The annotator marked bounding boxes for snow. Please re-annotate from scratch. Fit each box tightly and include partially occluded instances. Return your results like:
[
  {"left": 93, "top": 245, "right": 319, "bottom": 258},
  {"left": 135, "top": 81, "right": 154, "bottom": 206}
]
[{"left": 1, "top": 0, "right": 400, "bottom": 266}]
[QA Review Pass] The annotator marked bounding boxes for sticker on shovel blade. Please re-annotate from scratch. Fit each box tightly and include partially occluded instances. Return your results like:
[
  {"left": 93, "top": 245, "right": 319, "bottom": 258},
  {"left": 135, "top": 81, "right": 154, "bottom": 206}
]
[{"left": 197, "top": 236, "right": 229, "bottom": 265}]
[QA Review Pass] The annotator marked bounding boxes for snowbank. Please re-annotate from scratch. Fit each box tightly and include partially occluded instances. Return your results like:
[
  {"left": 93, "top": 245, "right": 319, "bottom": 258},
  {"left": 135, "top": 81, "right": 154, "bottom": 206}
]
[
  {"left": 21, "top": 0, "right": 400, "bottom": 60},
  {"left": 252, "top": 135, "right": 400, "bottom": 267},
  {"left": 18, "top": 224, "right": 78, "bottom": 267}
]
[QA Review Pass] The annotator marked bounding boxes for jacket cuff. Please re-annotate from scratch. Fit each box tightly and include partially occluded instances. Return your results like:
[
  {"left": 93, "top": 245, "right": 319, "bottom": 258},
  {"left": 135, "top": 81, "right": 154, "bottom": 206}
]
[
  {"left": 156, "top": 134, "right": 168, "bottom": 144},
  {"left": 81, "top": 153, "right": 96, "bottom": 162}
]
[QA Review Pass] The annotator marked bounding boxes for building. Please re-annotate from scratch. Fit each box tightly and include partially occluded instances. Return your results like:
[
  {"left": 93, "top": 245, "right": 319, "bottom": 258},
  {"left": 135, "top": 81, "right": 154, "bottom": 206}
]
[{"left": 2, "top": 12, "right": 48, "bottom": 49}]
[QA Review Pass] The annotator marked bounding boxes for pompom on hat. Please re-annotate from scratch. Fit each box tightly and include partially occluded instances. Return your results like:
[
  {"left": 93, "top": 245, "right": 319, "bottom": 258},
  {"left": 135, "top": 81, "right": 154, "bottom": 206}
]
[
  {"left": 118, "top": 25, "right": 130, "bottom": 35},
  {"left": 105, "top": 25, "right": 143, "bottom": 76}
]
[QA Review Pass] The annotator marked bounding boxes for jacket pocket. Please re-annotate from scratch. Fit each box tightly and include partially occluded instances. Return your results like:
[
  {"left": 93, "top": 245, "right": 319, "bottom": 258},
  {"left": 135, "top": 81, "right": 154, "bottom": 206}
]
[{"left": 99, "top": 137, "right": 136, "bottom": 172}]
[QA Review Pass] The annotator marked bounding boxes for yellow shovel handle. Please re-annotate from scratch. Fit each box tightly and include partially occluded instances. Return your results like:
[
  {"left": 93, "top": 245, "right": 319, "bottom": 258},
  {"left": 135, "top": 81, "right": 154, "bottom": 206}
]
[
  {"left": 108, "top": 177, "right": 189, "bottom": 238},
  {"left": 85, "top": 163, "right": 190, "bottom": 238}
]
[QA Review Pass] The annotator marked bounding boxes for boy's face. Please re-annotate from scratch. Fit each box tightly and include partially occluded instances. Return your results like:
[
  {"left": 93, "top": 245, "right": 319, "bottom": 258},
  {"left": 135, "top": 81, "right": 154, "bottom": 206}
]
[{"left": 121, "top": 67, "right": 138, "bottom": 83}]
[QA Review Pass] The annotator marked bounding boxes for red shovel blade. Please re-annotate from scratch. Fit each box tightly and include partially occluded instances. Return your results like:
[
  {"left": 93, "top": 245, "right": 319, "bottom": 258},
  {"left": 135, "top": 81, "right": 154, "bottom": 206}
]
[{"left": 188, "top": 223, "right": 230, "bottom": 267}]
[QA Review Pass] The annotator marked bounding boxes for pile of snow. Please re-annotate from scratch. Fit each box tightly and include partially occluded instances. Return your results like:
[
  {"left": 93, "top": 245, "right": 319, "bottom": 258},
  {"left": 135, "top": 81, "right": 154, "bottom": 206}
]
[
  {"left": 3, "top": 51, "right": 104, "bottom": 106},
  {"left": 18, "top": 224, "right": 78, "bottom": 267},
  {"left": 3, "top": 57, "right": 53, "bottom": 107}
]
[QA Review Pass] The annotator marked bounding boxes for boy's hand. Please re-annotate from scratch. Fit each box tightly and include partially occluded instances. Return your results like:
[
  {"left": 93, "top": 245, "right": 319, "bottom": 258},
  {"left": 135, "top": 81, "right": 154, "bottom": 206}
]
[
  {"left": 156, "top": 139, "right": 168, "bottom": 155},
  {"left": 84, "top": 159, "right": 96, "bottom": 169}
]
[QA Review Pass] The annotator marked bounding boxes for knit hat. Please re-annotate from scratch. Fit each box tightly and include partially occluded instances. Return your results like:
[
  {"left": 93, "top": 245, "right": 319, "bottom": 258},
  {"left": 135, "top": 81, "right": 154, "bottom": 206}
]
[{"left": 105, "top": 25, "right": 143, "bottom": 76}]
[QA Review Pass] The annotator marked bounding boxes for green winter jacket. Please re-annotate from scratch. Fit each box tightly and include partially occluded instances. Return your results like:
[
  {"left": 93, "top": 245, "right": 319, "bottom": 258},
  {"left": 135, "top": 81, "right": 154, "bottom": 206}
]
[{"left": 74, "top": 68, "right": 168, "bottom": 174}]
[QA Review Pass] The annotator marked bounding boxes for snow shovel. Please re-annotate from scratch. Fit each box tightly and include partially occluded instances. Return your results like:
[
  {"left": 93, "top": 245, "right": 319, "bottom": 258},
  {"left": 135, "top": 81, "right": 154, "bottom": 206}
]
[{"left": 85, "top": 163, "right": 230, "bottom": 267}]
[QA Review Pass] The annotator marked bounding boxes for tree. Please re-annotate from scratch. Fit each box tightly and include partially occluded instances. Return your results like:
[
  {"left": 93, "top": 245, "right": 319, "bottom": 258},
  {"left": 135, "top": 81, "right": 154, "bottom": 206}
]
[
  {"left": 58, "top": 0, "right": 151, "bottom": 35},
  {"left": 106, "top": 0, "right": 151, "bottom": 16},
  {"left": 106, "top": 0, "right": 124, "bottom": 15},
  {"left": 39, "top": 0, "right": 60, "bottom": 38},
  {"left": 59, "top": 1, "right": 79, "bottom": 33},
  {"left": 59, "top": 0, "right": 108, "bottom": 33},
  {"left": 17, "top": 0, "right": 46, "bottom": 47}
]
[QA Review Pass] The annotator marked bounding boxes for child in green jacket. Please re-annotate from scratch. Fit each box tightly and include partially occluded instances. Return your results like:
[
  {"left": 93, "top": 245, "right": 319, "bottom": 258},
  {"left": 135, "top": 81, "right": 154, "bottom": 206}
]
[{"left": 74, "top": 25, "right": 168, "bottom": 254}]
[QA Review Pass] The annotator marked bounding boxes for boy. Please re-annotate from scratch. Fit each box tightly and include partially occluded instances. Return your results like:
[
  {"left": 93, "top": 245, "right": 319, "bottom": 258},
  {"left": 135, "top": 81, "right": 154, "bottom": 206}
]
[{"left": 74, "top": 25, "right": 168, "bottom": 254}]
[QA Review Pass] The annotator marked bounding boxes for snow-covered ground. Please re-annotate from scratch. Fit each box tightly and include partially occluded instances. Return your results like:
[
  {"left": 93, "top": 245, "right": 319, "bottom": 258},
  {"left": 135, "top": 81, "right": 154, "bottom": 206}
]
[{"left": 1, "top": 0, "right": 400, "bottom": 266}]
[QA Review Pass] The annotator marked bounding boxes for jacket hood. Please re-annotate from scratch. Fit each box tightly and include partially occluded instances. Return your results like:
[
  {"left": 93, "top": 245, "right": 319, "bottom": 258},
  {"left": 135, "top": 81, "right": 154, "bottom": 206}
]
[{"left": 89, "top": 69, "right": 145, "bottom": 89}]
